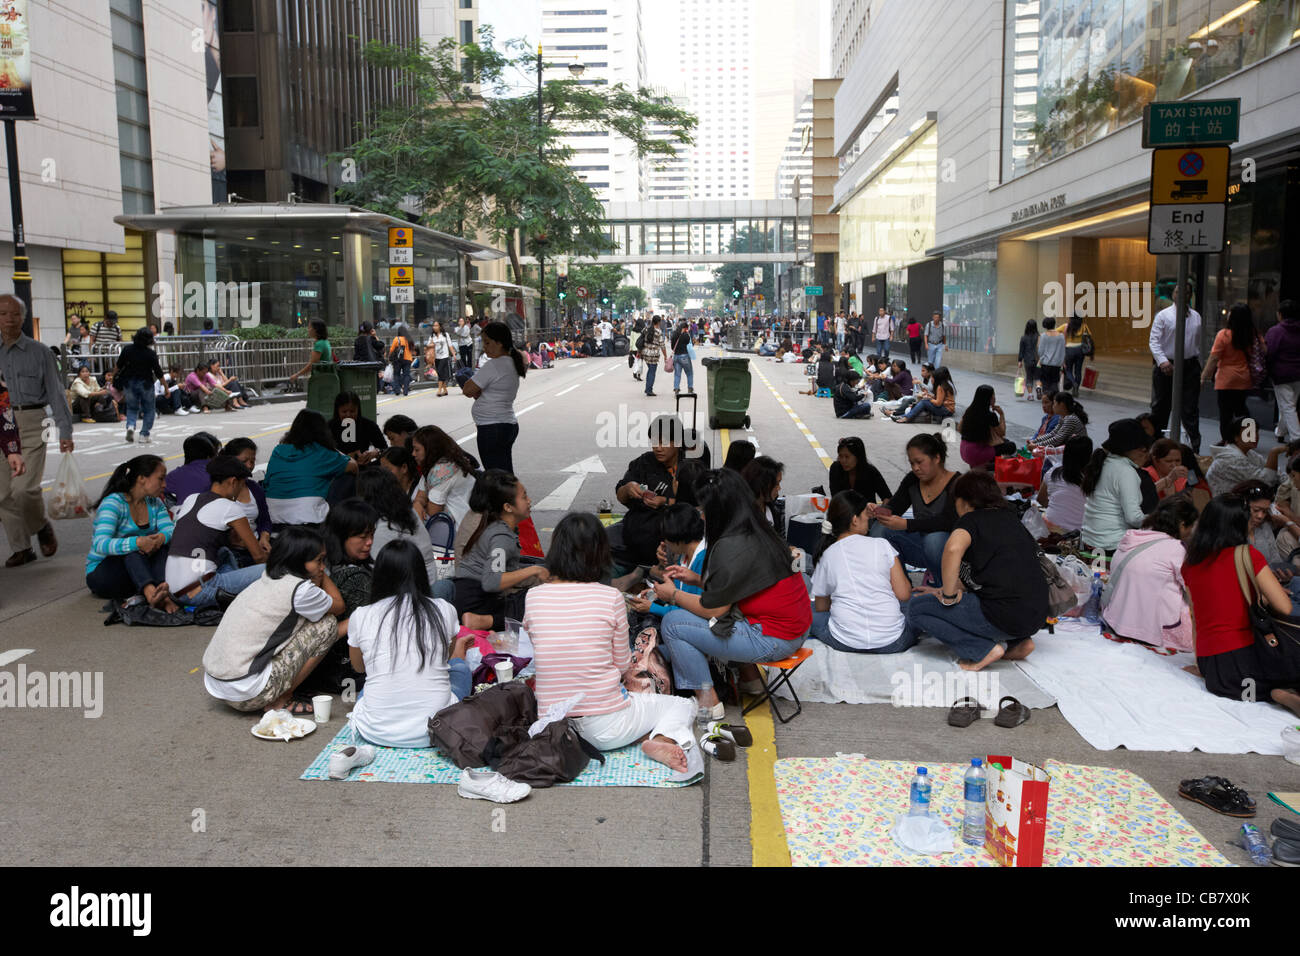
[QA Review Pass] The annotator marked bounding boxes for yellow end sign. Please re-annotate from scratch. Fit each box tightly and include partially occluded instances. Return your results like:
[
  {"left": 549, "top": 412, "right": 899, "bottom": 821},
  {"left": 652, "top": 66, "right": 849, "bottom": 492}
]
[
  {"left": 389, "top": 266, "right": 413, "bottom": 286},
  {"left": 1150, "top": 146, "right": 1229, "bottom": 204},
  {"left": 388, "top": 227, "right": 412, "bottom": 248}
]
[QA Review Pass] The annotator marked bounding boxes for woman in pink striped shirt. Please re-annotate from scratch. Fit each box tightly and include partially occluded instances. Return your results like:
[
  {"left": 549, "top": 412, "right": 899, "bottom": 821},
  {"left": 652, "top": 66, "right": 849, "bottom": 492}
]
[{"left": 524, "top": 513, "right": 697, "bottom": 773}]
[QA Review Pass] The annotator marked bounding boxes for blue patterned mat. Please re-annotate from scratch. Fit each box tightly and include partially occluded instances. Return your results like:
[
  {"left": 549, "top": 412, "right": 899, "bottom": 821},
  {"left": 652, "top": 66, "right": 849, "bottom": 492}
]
[{"left": 301, "top": 723, "right": 702, "bottom": 787}]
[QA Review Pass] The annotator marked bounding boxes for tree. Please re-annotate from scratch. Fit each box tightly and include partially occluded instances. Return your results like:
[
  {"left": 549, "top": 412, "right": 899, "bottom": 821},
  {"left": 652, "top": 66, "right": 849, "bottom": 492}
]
[
  {"left": 657, "top": 270, "right": 691, "bottom": 311},
  {"left": 335, "top": 31, "right": 696, "bottom": 285},
  {"left": 713, "top": 225, "right": 775, "bottom": 311},
  {"left": 613, "top": 285, "right": 647, "bottom": 313}
]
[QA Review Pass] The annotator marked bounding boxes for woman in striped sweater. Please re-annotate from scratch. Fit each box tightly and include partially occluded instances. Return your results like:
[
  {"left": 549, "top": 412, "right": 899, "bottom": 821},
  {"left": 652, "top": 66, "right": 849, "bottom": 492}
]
[
  {"left": 1028, "top": 392, "right": 1090, "bottom": 450},
  {"left": 524, "top": 512, "right": 698, "bottom": 775},
  {"left": 85, "top": 454, "right": 179, "bottom": 613}
]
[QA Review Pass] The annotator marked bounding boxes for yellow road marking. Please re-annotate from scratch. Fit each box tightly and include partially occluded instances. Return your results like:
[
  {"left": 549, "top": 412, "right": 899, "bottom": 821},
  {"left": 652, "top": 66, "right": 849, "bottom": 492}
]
[{"left": 749, "top": 364, "right": 833, "bottom": 468}]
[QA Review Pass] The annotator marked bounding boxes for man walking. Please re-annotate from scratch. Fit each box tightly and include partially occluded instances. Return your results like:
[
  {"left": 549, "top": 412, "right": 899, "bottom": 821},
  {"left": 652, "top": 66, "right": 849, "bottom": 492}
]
[
  {"left": 924, "top": 311, "right": 946, "bottom": 367},
  {"left": 872, "top": 307, "right": 895, "bottom": 358},
  {"left": 834, "top": 311, "right": 847, "bottom": 350},
  {"left": 1267, "top": 300, "right": 1300, "bottom": 443},
  {"left": 599, "top": 316, "right": 614, "bottom": 357},
  {"left": 0, "top": 295, "right": 75, "bottom": 566},
  {"left": 1149, "top": 284, "right": 1203, "bottom": 452},
  {"left": 90, "top": 309, "right": 122, "bottom": 345}
]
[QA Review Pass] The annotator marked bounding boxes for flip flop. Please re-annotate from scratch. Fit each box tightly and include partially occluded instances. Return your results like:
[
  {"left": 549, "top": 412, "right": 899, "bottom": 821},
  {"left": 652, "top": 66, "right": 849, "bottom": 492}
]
[
  {"left": 947, "top": 696, "right": 982, "bottom": 728},
  {"left": 1178, "top": 775, "right": 1256, "bottom": 818},
  {"left": 705, "top": 720, "right": 753, "bottom": 747},
  {"left": 699, "top": 732, "right": 735, "bottom": 761},
  {"left": 993, "top": 695, "right": 1030, "bottom": 728}
]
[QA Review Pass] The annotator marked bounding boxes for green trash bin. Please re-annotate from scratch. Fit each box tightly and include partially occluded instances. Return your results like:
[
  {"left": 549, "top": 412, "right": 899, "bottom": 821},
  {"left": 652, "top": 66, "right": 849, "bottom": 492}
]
[
  {"left": 337, "top": 361, "right": 384, "bottom": 422},
  {"left": 702, "top": 356, "right": 751, "bottom": 430},
  {"left": 305, "top": 363, "right": 340, "bottom": 418}
]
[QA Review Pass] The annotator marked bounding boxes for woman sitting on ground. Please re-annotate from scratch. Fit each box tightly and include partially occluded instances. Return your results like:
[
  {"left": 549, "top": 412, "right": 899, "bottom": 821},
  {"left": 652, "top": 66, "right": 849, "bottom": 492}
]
[
  {"left": 1099, "top": 496, "right": 1198, "bottom": 651},
  {"left": 958, "top": 384, "right": 1015, "bottom": 470},
  {"left": 202, "top": 526, "right": 345, "bottom": 716},
  {"left": 356, "top": 466, "right": 441, "bottom": 588},
  {"left": 614, "top": 416, "right": 700, "bottom": 568},
  {"left": 629, "top": 504, "right": 707, "bottom": 619},
  {"left": 1035, "top": 434, "right": 1092, "bottom": 534},
  {"left": 207, "top": 358, "right": 250, "bottom": 409},
  {"left": 906, "top": 470, "right": 1048, "bottom": 671},
  {"left": 1182, "top": 495, "right": 1300, "bottom": 717},
  {"left": 1027, "top": 392, "right": 1090, "bottom": 450},
  {"left": 741, "top": 455, "right": 785, "bottom": 532},
  {"left": 828, "top": 436, "right": 892, "bottom": 503},
  {"left": 329, "top": 390, "right": 387, "bottom": 465},
  {"left": 1179, "top": 443, "right": 1213, "bottom": 512},
  {"left": 1080, "top": 418, "right": 1152, "bottom": 558},
  {"left": 893, "top": 366, "right": 955, "bottom": 423},
  {"left": 526, "top": 513, "right": 699, "bottom": 773},
  {"left": 809, "top": 490, "right": 915, "bottom": 654},
  {"left": 1031, "top": 393, "right": 1061, "bottom": 441},
  {"left": 868, "top": 432, "right": 959, "bottom": 578},
  {"left": 380, "top": 445, "right": 423, "bottom": 503},
  {"left": 346, "top": 539, "right": 474, "bottom": 748},
  {"left": 411, "top": 424, "right": 478, "bottom": 551},
  {"left": 1206, "top": 416, "right": 1287, "bottom": 497},
  {"left": 383, "top": 414, "right": 417, "bottom": 449},
  {"left": 1143, "top": 438, "right": 1189, "bottom": 502},
  {"left": 832, "top": 370, "right": 874, "bottom": 419},
  {"left": 186, "top": 361, "right": 237, "bottom": 412},
  {"left": 85, "top": 454, "right": 178, "bottom": 613},
  {"left": 882, "top": 360, "right": 913, "bottom": 400},
  {"left": 722, "top": 439, "right": 756, "bottom": 472},
  {"left": 263, "top": 409, "right": 357, "bottom": 526},
  {"left": 454, "top": 470, "right": 549, "bottom": 630},
  {"left": 653, "top": 468, "right": 811, "bottom": 724},
  {"left": 1273, "top": 455, "right": 1300, "bottom": 557},
  {"left": 1239, "top": 481, "right": 1294, "bottom": 581},
  {"left": 221, "top": 437, "right": 272, "bottom": 565}
]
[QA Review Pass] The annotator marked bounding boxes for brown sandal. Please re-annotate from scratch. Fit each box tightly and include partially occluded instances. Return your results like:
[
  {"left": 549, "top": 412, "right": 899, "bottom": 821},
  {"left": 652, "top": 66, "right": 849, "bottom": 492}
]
[
  {"left": 993, "top": 695, "right": 1031, "bottom": 728},
  {"left": 947, "top": 696, "right": 982, "bottom": 728}
]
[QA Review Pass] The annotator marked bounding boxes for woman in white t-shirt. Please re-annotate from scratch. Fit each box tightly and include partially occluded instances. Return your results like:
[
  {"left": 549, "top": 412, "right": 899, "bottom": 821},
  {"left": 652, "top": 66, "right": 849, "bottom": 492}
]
[
  {"left": 427, "top": 321, "right": 455, "bottom": 397},
  {"left": 461, "top": 321, "right": 525, "bottom": 475},
  {"left": 809, "top": 490, "right": 916, "bottom": 653},
  {"left": 1035, "top": 434, "right": 1092, "bottom": 533},
  {"left": 347, "top": 539, "right": 474, "bottom": 748},
  {"left": 412, "top": 424, "right": 478, "bottom": 553}
]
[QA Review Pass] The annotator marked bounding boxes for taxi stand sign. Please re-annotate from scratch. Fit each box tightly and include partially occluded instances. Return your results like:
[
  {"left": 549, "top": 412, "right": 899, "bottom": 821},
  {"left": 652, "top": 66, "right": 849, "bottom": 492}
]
[{"left": 1147, "top": 145, "right": 1229, "bottom": 255}]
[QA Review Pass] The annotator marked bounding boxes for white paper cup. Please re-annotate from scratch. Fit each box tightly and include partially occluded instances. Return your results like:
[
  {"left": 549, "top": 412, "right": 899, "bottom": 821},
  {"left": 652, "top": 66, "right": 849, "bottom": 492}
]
[
  {"left": 494, "top": 660, "right": 514, "bottom": 684},
  {"left": 312, "top": 695, "right": 332, "bottom": 723}
]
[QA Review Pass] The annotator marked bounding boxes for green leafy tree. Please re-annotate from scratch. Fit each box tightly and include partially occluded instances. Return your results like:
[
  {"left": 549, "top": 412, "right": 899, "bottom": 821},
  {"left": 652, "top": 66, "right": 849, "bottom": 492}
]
[
  {"left": 657, "top": 270, "right": 691, "bottom": 311},
  {"left": 711, "top": 225, "right": 775, "bottom": 310},
  {"left": 613, "top": 285, "right": 647, "bottom": 313},
  {"left": 335, "top": 31, "right": 696, "bottom": 285}
]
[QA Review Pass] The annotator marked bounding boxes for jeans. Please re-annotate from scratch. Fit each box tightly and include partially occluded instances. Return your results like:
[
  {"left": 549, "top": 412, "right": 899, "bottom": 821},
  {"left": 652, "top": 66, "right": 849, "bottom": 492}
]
[
  {"left": 870, "top": 523, "right": 949, "bottom": 577},
  {"left": 836, "top": 332, "right": 846, "bottom": 349},
  {"left": 86, "top": 549, "right": 170, "bottom": 600},
  {"left": 392, "top": 358, "right": 412, "bottom": 395},
  {"left": 927, "top": 344, "right": 944, "bottom": 367},
  {"left": 1063, "top": 347, "right": 1085, "bottom": 392},
  {"left": 476, "top": 421, "right": 519, "bottom": 475},
  {"left": 672, "top": 357, "right": 695, "bottom": 391},
  {"left": 875, "top": 338, "right": 891, "bottom": 358},
  {"left": 187, "top": 558, "right": 265, "bottom": 609},
  {"left": 123, "top": 378, "right": 156, "bottom": 436},
  {"left": 1277, "top": 381, "right": 1300, "bottom": 442},
  {"left": 448, "top": 658, "right": 471, "bottom": 701},
  {"left": 839, "top": 400, "right": 875, "bottom": 419},
  {"left": 907, "top": 591, "right": 1027, "bottom": 663},
  {"left": 658, "top": 610, "right": 806, "bottom": 691},
  {"left": 1151, "top": 357, "right": 1202, "bottom": 452},
  {"left": 901, "top": 398, "right": 949, "bottom": 422},
  {"left": 810, "top": 607, "right": 917, "bottom": 654},
  {"left": 602, "top": 338, "right": 613, "bottom": 357},
  {"left": 645, "top": 362, "right": 658, "bottom": 394}
]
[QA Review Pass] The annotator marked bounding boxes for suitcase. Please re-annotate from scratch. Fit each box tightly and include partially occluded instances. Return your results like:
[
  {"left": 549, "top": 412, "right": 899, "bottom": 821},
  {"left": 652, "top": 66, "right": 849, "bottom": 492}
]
[{"left": 676, "top": 392, "right": 711, "bottom": 468}]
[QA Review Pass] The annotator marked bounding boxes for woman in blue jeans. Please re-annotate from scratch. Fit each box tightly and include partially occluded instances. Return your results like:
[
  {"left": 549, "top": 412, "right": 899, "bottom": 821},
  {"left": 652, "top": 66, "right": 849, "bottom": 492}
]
[
  {"left": 670, "top": 322, "right": 695, "bottom": 394},
  {"left": 652, "top": 468, "right": 812, "bottom": 724},
  {"left": 868, "top": 432, "right": 958, "bottom": 577},
  {"left": 907, "top": 471, "right": 1048, "bottom": 670},
  {"left": 114, "top": 327, "right": 165, "bottom": 444}
]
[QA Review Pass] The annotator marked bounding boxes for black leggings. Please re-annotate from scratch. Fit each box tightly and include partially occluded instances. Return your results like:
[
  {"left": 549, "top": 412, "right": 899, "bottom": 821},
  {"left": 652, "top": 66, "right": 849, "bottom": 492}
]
[
  {"left": 86, "top": 549, "right": 170, "bottom": 600},
  {"left": 1216, "top": 388, "right": 1251, "bottom": 444},
  {"left": 453, "top": 576, "right": 529, "bottom": 632}
]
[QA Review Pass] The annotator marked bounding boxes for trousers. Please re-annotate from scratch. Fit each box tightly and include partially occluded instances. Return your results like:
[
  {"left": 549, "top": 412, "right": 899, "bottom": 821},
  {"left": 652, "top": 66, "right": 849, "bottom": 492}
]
[{"left": 0, "top": 408, "right": 51, "bottom": 551}]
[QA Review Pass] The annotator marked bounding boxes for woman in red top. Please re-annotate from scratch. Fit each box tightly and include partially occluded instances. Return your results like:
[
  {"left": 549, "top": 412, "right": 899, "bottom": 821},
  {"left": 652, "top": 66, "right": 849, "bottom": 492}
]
[
  {"left": 1144, "top": 438, "right": 1188, "bottom": 500},
  {"left": 906, "top": 318, "right": 924, "bottom": 365},
  {"left": 1182, "top": 495, "right": 1300, "bottom": 716}
]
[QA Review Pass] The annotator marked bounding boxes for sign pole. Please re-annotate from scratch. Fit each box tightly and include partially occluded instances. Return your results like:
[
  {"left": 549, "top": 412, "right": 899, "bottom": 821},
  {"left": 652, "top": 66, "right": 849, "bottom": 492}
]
[
  {"left": 5, "top": 119, "right": 32, "bottom": 337},
  {"left": 1169, "top": 252, "right": 1189, "bottom": 445}
]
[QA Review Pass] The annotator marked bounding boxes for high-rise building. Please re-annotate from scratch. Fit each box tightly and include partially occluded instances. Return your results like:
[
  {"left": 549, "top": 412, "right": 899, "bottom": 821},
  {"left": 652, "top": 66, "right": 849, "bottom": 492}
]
[
  {"left": 420, "top": 0, "right": 480, "bottom": 85},
  {"left": 775, "top": 94, "right": 815, "bottom": 200},
  {"left": 646, "top": 90, "right": 692, "bottom": 202},
  {"left": 542, "top": 0, "right": 647, "bottom": 203},
  {"left": 831, "top": 0, "right": 874, "bottom": 79}
]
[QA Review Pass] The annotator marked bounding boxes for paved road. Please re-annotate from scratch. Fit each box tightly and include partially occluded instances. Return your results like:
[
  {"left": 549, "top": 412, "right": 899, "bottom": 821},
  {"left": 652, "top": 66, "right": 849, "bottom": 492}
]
[{"left": 0, "top": 346, "right": 1293, "bottom": 867}]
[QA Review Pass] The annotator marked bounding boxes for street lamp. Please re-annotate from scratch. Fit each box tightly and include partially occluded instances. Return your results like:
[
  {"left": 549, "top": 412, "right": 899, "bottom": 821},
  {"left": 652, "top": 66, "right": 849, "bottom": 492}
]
[{"left": 536, "top": 46, "right": 584, "bottom": 334}]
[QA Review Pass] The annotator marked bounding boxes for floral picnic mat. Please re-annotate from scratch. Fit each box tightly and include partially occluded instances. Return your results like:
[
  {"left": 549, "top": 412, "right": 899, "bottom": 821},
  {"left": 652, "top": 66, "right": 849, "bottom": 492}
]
[
  {"left": 300, "top": 723, "right": 701, "bottom": 787},
  {"left": 774, "top": 756, "right": 1229, "bottom": 866}
]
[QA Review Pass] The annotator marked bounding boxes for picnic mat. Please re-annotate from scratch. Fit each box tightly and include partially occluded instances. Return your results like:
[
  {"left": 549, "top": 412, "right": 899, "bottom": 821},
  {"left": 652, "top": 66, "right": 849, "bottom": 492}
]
[
  {"left": 774, "top": 756, "right": 1230, "bottom": 867},
  {"left": 772, "top": 639, "right": 1057, "bottom": 712},
  {"left": 300, "top": 723, "right": 702, "bottom": 787},
  {"left": 1016, "top": 626, "right": 1297, "bottom": 754}
]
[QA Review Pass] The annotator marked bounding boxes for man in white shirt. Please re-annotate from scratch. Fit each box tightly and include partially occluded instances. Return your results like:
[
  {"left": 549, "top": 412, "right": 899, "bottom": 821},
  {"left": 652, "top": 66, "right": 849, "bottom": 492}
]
[
  {"left": 834, "top": 312, "right": 847, "bottom": 350},
  {"left": 872, "top": 308, "right": 894, "bottom": 358},
  {"left": 599, "top": 319, "right": 614, "bottom": 357},
  {"left": 1149, "top": 284, "right": 1203, "bottom": 452}
]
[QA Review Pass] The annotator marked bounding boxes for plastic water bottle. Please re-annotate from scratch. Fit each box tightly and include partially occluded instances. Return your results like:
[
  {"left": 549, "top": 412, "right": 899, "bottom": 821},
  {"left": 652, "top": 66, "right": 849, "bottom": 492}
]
[
  {"left": 1082, "top": 572, "right": 1103, "bottom": 624},
  {"left": 962, "top": 758, "right": 987, "bottom": 846},
  {"left": 1240, "top": 824, "right": 1272, "bottom": 865},
  {"left": 908, "top": 767, "right": 931, "bottom": 817}
]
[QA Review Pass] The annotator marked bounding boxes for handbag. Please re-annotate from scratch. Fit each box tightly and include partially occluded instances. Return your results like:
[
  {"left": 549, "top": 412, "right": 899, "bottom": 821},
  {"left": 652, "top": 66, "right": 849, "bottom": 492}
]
[
  {"left": 1248, "top": 336, "right": 1267, "bottom": 390},
  {"left": 663, "top": 347, "right": 674, "bottom": 372},
  {"left": 1233, "top": 545, "right": 1300, "bottom": 661},
  {"left": 994, "top": 454, "right": 1043, "bottom": 490},
  {"left": 487, "top": 718, "right": 604, "bottom": 787},
  {"left": 1039, "top": 551, "right": 1079, "bottom": 618},
  {"left": 1080, "top": 332, "right": 1095, "bottom": 358},
  {"left": 1014, "top": 375, "right": 1025, "bottom": 397},
  {"left": 427, "top": 680, "right": 538, "bottom": 768},
  {"left": 49, "top": 453, "right": 91, "bottom": 519}
]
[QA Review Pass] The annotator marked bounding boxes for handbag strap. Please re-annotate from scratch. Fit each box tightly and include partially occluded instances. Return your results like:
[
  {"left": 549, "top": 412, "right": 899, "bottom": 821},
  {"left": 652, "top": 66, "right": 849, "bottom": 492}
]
[
  {"left": 1232, "top": 544, "right": 1259, "bottom": 606},
  {"left": 1104, "top": 539, "right": 1163, "bottom": 597}
]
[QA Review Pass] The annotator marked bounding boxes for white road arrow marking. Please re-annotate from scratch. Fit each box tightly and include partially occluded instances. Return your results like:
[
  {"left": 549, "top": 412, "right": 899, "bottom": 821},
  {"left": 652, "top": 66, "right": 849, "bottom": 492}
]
[
  {"left": 533, "top": 455, "right": 607, "bottom": 511},
  {"left": 0, "top": 649, "right": 35, "bottom": 667}
]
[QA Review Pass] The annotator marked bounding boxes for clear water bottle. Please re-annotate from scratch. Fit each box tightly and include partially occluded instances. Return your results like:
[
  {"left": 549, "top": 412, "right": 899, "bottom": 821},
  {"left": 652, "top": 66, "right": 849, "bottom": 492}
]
[
  {"left": 908, "top": 767, "right": 931, "bottom": 817},
  {"left": 1240, "top": 824, "right": 1272, "bottom": 865},
  {"left": 1082, "top": 572, "right": 1103, "bottom": 624},
  {"left": 963, "top": 759, "right": 987, "bottom": 846}
]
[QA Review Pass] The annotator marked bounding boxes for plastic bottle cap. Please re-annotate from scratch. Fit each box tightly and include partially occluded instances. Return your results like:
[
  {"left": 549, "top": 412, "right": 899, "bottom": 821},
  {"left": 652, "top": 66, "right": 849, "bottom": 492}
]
[
  {"left": 916, "top": 767, "right": 927, "bottom": 775},
  {"left": 971, "top": 758, "right": 982, "bottom": 766}
]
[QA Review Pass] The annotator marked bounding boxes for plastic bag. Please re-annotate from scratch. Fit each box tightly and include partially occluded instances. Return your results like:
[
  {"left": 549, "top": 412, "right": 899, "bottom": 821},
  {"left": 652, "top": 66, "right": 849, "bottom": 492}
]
[
  {"left": 1053, "top": 554, "right": 1094, "bottom": 616},
  {"left": 1021, "top": 506, "right": 1049, "bottom": 540},
  {"left": 49, "top": 453, "right": 90, "bottom": 520},
  {"left": 1014, "top": 375, "right": 1026, "bottom": 397}
]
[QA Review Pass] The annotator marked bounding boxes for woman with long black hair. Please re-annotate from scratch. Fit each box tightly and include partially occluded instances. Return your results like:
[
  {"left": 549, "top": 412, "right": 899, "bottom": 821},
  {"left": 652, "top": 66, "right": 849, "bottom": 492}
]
[
  {"left": 85, "top": 454, "right": 178, "bottom": 612},
  {"left": 346, "top": 538, "right": 473, "bottom": 747},
  {"left": 461, "top": 321, "right": 526, "bottom": 474},
  {"left": 289, "top": 319, "right": 333, "bottom": 386},
  {"left": 454, "top": 469, "right": 549, "bottom": 630},
  {"left": 263, "top": 409, "right": 357, "bottom": 525},
  {"left": 1202, "top": 303, "right": 1264, "bottom": 446},
  {"left": 828, "top": 436, "right": 891, "bottom": 503},
  {"left": 1036, "top": 434, "right": 1093, "bottom": 533},
  {"left": 653, "top": 468, "right": 811, "bottom": 724},
  {"left": 1017, "top": 319, "right": 1039, "bottom": 402},
  {"left": 1028, "top": 392, "right": 1090, "bottom": 449},
  {"left": 1063, "top": 313, "right": 1092, "bottom": 395},
  {"left": 356, "top": 466, "right": 439, "bottom": 585},
  {"left": 958, "top": 384, "right": 1014, "bottom": 470}
]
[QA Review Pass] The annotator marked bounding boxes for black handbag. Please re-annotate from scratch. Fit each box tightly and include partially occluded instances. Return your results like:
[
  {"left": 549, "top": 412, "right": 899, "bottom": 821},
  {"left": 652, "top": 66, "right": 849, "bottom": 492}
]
[{"left": 1233, "top": 546, "right": 1300, "bottom": 665}]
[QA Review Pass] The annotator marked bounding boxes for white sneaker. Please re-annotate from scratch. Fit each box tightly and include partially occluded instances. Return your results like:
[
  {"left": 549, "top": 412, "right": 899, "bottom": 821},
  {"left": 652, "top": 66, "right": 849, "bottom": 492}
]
[
  {"left": 456, "top": 768, "right": 531, "bottom": 803},
  {"left": 138, "top": 434, "right": 151, "bottom": 445},
  {"left": 175, "top": 408, "right": 189, "bottom": 416},
  {"left": 328, "top": 744, "right": 375, "bottom": 779}
]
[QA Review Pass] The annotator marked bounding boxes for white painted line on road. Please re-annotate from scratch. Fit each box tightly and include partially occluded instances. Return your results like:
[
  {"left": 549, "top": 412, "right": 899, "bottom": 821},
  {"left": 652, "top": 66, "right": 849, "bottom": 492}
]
[
  {"left": 516, "top": 402, "right": 543, "bottom": 416},
  {"left": 457, "top": 432, "right": 477, "bottom": 445},
  {"left": 586, "top": 371, "right": 605, "bottom": 381},
  {"left": 556, "top": 384, "right": 581, "bottom": 396}
]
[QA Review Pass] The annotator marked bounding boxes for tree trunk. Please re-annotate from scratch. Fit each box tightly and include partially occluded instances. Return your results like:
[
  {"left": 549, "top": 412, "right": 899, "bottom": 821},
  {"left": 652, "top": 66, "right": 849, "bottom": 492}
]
[{"left": 507, "top": 243, "right": 522, "bottom": 287}]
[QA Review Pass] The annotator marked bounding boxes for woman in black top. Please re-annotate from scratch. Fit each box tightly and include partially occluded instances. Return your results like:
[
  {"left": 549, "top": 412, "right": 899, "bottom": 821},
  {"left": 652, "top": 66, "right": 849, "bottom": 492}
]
[
  {"left": 868, "top": 433, "right": 959, "bottom": 577},
  {"left": 671, "top": 321, "right": 695, "bottom": 395},
  {"left": 1017, "top": 319, "right": 1039, "bottom": 401},
  {"left": 829, "top": 436, "right": 892, "bottom": 503},
  {"left": 328, "top": 390, "right": 387, "bottom": 464},
  {"left": 614, "top": 414, "right": 699, "bottom": 567},
  {"left": 907, "top": 470, "right": 1048, "bottom": 671},
  {"left": 958, "top": 384, "right": 1015, "bottom": 470},
  {"left": 114, "top": 328, "right": 166, "bottom": 445},
  {"left": 352, "top": 321, "right": 383, "bottom": 364}
]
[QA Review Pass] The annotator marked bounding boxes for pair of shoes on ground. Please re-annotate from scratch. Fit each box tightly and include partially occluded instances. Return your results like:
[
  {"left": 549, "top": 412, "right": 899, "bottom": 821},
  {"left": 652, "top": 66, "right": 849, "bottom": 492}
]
[
  {"left": 699, "top": 720, "right": 754, "bottom": 761},
  {"left": 947, "top": 695, "right": 1030, "bottom": 728},
  {"left": 1270, "top": 816, "right": 1300, "bottom": 866}
]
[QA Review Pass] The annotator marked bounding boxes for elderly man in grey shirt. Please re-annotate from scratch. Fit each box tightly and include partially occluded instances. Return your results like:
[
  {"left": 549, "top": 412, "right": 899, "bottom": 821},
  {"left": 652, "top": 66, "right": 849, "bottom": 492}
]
[{"left": 0, "top": 295, "right": 75, "bottom": 566}]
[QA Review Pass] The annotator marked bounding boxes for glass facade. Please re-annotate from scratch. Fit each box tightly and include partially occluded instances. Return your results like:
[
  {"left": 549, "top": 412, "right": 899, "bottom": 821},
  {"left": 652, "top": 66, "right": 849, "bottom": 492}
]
[
  {"left": 367, "top": 237, "right": 459, "bottom": 329},
  {"left": 606, "top": 215, "right": 807, "bottom": 258},
  {"left": 1004, "top": 0, "right": 1300, "bottom": 180},
  {"left": 942, "top": 245, "right": 999, "bottom": 354},
  {"left": 839, "top": 126, "right": 938, "bottom": 281}
]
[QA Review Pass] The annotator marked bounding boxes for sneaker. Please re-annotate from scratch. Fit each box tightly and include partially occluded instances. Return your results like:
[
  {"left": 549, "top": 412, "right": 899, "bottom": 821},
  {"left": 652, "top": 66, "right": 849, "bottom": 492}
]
[
  {"left": 456, "top": 768, "right": 531, "bottom": 804},
  {"left": 175, "top": 407, "right": 189, "bottom": 415},
  {"left": 125, "top": 429, "right": 134, "bottom": 443},
  {"left": 138, "top": 434, "right": 151, "bottom": 445},
  {"left": 328, "top": 744, "right": 375, "bottom": 780}
]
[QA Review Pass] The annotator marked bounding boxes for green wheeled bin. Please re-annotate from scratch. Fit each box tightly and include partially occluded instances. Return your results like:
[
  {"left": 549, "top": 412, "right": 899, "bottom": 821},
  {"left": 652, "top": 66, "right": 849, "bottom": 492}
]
[
  {"left": 337, "top": 361, "right": 384, "bottom": 422},
  {"left": 702, "top": 356, "right": 751, "bottom": 430},
  {"left": 305, "top": 363, "right": 340, "bottom": 418}
]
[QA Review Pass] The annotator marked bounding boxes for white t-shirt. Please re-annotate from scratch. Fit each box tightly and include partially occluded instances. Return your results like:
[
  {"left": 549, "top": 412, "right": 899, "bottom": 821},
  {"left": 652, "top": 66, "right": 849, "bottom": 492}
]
[
  {"left": 469, "top": 355, "right": 520, "bottom": 425},
  {"left": 425, "top": 460, "right": 475, "bottom": 527},
  {"left": 429, "top": 334, "right": 452, "bottom": 360},
  {"left": 165, "top": 495, "right": 248, "bottom": 593},
  {"left": 810, "top": 535, "right": 906, "bottom": 650},
  {"left": 1044, "top": 467, "right": 1086, "bottom": 532},
  {"left": 599, "top": 321, "right": 612, "bottom": 341},
  {"left": 203, "top": 579, "right": 334, "bottom": 702},
  {"left": 347, "top": 596, "right": 460, "bottom": 748}
]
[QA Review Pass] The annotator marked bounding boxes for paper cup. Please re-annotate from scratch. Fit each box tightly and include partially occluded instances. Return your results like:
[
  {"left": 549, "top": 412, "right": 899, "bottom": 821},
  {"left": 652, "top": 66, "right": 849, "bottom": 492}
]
[
  {"left": 312, "top": 695, "right": 332, "bottom": 723},
  {"left": 494, "top": 660, "right": 514, "bottom": 684}
]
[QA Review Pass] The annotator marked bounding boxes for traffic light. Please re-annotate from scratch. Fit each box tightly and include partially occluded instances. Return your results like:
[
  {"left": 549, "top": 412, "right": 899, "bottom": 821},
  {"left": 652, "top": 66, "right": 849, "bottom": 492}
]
[
  {"left": 600, "top": 288, "right": 610, "bottom": 305},
  {"left": 732, "top": 278, "right": 742, "bottom": 300},
  {"left": 557, "top": 275, "right": 567, "bottom": 300}
]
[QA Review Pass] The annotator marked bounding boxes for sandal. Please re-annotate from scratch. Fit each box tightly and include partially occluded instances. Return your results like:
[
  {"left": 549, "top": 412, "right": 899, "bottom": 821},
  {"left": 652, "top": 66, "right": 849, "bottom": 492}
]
[
  {"left": 947, "top": 696, "right": 982, "bottom": 728},
  {"left": 1178, "top": 776, "right": 1256, "bottom": 818},
  {"left": 704, "top": 720, "right": 753, "bottom": 747},
  {"left": 993, "top": 695, "right": 1031, "bottom": 728},
  {"left": 285, "top": 697, "right": 314, "bottom": 717},
  {"left": 700, "top": 732, "right": 736, "bottom": 761}
]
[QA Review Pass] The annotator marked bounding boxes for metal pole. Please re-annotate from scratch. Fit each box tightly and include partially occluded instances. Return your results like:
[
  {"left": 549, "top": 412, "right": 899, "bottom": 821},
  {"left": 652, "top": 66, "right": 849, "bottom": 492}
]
[
  {"left": 536, "top": 45, "right": 546, "bottom": 335},
  {"left": 5, "top": 120, "right": 33, "bottom": 337},
  {"left": 1169, "top": 252, "right": 1189, "bottom": 445}
]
